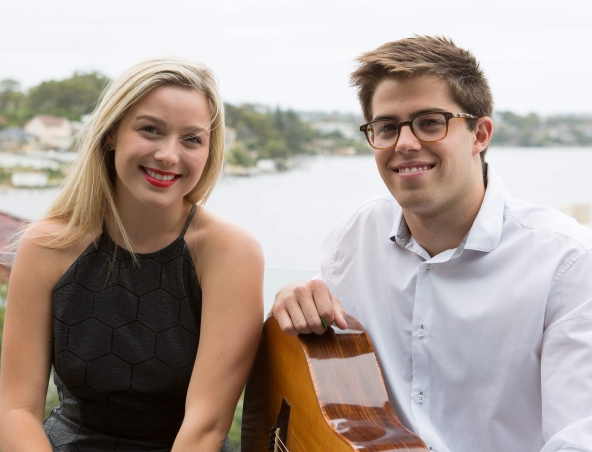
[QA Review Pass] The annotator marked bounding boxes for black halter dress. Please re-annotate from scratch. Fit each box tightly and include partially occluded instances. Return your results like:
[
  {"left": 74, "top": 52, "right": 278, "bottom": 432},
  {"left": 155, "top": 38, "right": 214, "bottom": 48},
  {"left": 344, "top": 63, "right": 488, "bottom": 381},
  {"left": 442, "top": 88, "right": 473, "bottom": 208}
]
[{"left": 44, "top": 205, "right": 232, "bottom": 451}]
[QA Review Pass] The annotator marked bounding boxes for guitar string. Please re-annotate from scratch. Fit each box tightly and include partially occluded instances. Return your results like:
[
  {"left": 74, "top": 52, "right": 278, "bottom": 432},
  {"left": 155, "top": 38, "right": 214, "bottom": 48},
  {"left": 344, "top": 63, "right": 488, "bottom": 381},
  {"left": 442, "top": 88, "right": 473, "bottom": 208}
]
[
  {"left": 275, "top": 432, "right": 289, "bottom": 452},
  {"left": 274, "top": 438, "right": 287, "bottom": 452},
  {"left": 276, "top": 439, "right": 288, "bottom": 452},
  {"left": 275, "top": 435, "right": 289, "bottom": 452},
  {"left": 273, "top": 428, "right": 286, "bottom": 452}
]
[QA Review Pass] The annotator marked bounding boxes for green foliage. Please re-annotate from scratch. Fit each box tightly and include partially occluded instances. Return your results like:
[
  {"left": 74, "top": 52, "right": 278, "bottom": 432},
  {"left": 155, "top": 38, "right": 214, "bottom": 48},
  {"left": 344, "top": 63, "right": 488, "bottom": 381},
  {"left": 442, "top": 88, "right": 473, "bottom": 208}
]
[
  {"left": 45, "top": 372, "right": 60, "bottom": 419},
  {"left": 260, "top": 138, "right": 289, "bottom": 160},
  {"left": 0, "top": 80, "right": 24, "bottom": 110},
  {"left": 27, "top": 71, "right": 109, "bottom": 121},
  {"left": 228, "top": 392, "right": 244, "bottom": 449},
  {"left": 0, "top": 71, "right": 109, "bottom": 129},
  {"left": 225, "top": 103, "right": 316, "bottom": 161},
  {"left": 227, "top": 146, "right": 256, "bottom": 167},
  {"left": 491, "top": 111, "right": 592, "bottom": 146},
  {"left": 0, "top": 79, "right": 31, "bottom": 127}
]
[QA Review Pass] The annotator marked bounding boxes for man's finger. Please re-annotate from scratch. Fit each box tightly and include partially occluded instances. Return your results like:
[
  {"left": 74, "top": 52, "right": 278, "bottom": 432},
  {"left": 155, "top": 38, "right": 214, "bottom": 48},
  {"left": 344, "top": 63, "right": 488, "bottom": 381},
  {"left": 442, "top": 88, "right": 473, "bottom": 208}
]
[
  {"left": 330, "top": 293, "right": 348, "bottom": 330},
  {"left": 283, "top": 293, "right": 313, "bottom": 334},
  {"left": 295, "top": 282, "right": 328, "bottom": 335},
  {"left": 309, "top": 279, "right": 339, "bottom": 332},
  {"left": 272, "top": 305, "right": 300, "bottom": 336}
]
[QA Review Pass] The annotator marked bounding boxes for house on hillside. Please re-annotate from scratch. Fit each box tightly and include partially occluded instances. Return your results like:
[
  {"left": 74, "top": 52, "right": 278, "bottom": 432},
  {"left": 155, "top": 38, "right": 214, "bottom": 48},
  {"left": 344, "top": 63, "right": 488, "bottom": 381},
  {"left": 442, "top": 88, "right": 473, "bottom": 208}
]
[
  {"left": 0, "top": 211, "right": 26, "bottom": 283},
  {"left": 24, "top": 115, "right": 73, "bottom": 150},
  {"left": 0, "top": 127, "right": 39, "bottom": 152}
]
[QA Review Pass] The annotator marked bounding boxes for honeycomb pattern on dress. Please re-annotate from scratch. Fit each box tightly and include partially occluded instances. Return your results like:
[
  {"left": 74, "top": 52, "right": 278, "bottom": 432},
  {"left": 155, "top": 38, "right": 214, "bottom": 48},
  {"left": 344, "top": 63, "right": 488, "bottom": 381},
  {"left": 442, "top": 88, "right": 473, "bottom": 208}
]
[{"left": 44, "top": 210, "right": 204, "bottom": 450}]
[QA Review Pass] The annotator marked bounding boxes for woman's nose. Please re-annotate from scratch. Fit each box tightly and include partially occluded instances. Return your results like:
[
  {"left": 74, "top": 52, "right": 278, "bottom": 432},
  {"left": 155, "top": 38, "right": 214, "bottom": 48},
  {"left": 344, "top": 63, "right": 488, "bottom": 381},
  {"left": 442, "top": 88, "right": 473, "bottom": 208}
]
[{"left": 154, "top": 138, "right": 180, "bottom": 166}]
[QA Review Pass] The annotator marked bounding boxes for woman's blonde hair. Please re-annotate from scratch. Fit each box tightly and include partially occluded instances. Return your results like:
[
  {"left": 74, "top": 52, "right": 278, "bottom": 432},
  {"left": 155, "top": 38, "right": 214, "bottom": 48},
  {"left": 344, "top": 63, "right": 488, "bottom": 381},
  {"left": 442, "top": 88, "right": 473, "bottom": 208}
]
[{"left": 42, "top": 56, "right": 225, "bottom": 251}]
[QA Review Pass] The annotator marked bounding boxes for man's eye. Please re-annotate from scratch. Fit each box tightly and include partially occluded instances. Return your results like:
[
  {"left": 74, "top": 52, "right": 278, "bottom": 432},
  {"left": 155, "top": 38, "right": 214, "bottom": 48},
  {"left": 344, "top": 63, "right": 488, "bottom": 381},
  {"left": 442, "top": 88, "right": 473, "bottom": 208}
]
[
  {"left": 377, "top": 122, "right": 398, "bottom": 134},
  {"left": 417, "top": 118, "right": 445, "bottom": 127}
]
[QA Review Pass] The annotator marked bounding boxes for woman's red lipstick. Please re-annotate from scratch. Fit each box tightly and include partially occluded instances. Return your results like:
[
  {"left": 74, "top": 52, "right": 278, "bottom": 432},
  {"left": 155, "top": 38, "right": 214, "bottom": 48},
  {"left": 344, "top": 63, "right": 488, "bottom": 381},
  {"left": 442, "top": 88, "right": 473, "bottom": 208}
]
[{"left": 141, "top": 166, "right": 180, "bottom": 188}]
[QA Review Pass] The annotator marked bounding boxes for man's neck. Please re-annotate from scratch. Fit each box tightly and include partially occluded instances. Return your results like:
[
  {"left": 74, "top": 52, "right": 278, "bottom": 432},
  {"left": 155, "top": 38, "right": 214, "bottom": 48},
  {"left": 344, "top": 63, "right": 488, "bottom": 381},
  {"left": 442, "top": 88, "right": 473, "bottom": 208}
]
[{"left": 403, "top": 185, "right": 486, "bottom": 258}]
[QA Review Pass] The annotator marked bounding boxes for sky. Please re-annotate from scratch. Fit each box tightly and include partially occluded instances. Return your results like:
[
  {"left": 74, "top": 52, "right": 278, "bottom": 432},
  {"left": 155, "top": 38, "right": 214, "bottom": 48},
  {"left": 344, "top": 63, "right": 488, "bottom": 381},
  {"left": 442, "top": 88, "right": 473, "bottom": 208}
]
[{"left": 1, "top": 0, "right": 591, "bottom": 116}]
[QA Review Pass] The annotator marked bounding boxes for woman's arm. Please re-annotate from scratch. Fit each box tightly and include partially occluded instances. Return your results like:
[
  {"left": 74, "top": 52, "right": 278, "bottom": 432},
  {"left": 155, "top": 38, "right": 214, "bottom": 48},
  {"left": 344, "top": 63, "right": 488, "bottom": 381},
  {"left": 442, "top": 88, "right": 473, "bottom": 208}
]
[
  {"left": 172, "top": 214, "right": 264, "bottom": 451},
  {"left": 0, "top": 222, "right": 85, "bottom": 451}
]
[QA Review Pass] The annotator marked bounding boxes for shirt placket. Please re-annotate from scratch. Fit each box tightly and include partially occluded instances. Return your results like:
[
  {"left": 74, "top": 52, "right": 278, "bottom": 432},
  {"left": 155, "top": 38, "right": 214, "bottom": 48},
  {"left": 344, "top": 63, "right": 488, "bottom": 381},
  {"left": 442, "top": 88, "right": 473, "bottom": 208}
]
[{"left": 410, "top": 258, "right": 435, "bottom": 450}]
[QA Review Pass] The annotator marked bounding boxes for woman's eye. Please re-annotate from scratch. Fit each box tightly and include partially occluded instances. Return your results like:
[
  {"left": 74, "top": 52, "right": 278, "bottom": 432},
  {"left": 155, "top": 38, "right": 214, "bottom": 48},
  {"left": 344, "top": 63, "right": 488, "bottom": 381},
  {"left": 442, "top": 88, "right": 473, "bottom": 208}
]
[
  {"left": 186, "top": 135, "right": 202, "bottom": 145},
  {"left": 141, "top": 125, "right": 159, "bottom": 134}
]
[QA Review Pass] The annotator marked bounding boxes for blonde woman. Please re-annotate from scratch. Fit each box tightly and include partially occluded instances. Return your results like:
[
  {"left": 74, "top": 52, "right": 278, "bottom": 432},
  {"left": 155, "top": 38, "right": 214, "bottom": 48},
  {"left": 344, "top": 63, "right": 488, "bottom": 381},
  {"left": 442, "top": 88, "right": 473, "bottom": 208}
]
[{"left": 0, "top": 57, "right": 263, "bottom": 451}]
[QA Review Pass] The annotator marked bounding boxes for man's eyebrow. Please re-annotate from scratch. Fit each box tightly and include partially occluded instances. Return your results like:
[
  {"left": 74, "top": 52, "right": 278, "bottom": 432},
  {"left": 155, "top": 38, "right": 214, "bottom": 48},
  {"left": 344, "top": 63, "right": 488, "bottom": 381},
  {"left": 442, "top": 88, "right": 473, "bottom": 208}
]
[
  {"left": 372, "top": 108, "right": 448, "bottom": 122},
  {"left": 134, "top": 114, "right": 209, "bottom": 134}
]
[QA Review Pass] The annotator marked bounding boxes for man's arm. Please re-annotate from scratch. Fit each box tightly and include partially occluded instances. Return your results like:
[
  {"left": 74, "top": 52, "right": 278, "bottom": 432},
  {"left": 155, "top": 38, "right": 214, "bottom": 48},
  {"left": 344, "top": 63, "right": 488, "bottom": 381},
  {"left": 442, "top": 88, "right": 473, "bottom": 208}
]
[{"left": 540, "top": 249, "right": 592, "bottom": 451}]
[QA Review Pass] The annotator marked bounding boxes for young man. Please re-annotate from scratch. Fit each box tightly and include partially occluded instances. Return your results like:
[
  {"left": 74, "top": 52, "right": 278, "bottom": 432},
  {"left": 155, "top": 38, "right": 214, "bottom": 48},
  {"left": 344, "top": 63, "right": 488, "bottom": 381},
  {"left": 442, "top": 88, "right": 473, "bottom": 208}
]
[{"left": 272, "top": 36, "right": 592, "bottom": 452}]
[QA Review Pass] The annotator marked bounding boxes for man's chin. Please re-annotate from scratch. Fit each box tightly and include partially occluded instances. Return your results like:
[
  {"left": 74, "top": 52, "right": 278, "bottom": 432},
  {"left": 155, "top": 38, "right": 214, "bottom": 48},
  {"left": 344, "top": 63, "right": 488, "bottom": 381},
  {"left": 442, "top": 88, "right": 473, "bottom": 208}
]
[{"left": 394, "top": 194, "right": 439, "bottom": 216}]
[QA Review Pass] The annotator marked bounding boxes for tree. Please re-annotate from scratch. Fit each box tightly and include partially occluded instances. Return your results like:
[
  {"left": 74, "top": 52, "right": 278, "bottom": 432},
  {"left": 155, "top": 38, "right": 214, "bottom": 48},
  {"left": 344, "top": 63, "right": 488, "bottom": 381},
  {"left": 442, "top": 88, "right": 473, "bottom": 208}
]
[
  {"left": 27, "top": 71, "right": 109, "bottom": 121},
  {"left": 0, "top": 79, "right": 28, "bottom": 128}
]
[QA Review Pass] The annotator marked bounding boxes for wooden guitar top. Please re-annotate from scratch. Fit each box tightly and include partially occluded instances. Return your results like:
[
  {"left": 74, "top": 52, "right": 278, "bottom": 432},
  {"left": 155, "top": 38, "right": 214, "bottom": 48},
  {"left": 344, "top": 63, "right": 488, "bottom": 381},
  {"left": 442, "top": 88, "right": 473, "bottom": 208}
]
[{"left": 242, "top": 314, "right": 428, "bottom": 451}]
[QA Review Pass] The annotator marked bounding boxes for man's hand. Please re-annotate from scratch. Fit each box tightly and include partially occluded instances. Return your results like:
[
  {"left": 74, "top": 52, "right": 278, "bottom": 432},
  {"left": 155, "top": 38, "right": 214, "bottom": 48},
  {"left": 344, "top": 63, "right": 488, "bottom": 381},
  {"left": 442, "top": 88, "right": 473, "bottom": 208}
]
[{"left": 271, "top": 280, "right": 348, "bottom": 335}]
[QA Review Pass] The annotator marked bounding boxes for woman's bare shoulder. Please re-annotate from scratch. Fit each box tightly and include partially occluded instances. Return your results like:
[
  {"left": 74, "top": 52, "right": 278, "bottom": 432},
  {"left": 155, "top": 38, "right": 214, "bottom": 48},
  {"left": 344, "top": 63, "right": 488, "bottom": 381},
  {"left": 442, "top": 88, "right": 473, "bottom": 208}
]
[
  {"left": 16, "top": 219, "right": 100, "bottom": 284},
  {"left": 185, "top": 207, "right": 263, "bottom": 265}
]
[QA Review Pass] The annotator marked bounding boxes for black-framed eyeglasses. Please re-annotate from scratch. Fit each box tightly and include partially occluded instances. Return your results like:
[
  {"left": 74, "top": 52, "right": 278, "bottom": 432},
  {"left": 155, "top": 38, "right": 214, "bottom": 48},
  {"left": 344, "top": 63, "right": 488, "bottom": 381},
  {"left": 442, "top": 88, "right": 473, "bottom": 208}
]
[{"left": 359, "top": 111, "right": 479, "bottom": 150}]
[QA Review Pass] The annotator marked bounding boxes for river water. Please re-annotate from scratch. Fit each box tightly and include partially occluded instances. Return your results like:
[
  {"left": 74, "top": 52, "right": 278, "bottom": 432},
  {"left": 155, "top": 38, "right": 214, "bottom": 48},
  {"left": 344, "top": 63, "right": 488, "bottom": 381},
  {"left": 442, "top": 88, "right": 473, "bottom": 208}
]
[{"left": 2, "top": 148, "right": 591, "bottom": 307}]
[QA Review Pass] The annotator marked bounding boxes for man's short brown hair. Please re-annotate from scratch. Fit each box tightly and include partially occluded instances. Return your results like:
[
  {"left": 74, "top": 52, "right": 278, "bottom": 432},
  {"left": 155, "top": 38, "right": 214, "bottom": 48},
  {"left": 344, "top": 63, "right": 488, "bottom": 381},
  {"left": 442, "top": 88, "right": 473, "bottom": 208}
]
[{"left": 351, "top": 35, "right": 493, "bottom": 127}]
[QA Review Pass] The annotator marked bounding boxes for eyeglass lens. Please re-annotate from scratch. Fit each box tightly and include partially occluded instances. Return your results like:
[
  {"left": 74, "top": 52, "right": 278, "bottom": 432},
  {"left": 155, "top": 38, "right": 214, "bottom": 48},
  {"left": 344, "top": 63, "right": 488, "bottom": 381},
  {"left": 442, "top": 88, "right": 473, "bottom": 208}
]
[{"left": 367, "top": 112, "right": 448, "bottom": 148}]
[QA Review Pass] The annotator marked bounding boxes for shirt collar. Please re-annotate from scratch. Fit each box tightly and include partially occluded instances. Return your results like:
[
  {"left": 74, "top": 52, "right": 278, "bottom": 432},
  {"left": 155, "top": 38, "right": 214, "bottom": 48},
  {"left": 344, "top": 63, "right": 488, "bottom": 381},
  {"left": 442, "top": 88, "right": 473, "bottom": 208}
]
[{"left": 389, "top": 164, "right": 506, "bottom": 259}]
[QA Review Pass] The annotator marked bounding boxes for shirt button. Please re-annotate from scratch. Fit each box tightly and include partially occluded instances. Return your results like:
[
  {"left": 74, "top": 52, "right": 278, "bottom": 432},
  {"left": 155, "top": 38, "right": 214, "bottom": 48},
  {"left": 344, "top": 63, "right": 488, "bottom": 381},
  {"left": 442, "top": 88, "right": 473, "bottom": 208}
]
[
  {"left": 418, "top": 328, "right": 425, "bottom": 337},
  {"left": 426, "top": 263, "right": 433, "bottom": 269},
  {"left": 417, "top": 393, "right": 424, "bottom": 404}
]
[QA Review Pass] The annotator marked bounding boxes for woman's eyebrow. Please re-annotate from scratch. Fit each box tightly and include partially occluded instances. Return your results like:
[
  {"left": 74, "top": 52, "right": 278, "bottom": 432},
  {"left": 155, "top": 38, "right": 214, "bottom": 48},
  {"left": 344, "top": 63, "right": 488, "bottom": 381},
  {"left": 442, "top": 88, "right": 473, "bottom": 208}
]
[
  {"left": 181, "top": 125, "right": 209, "bottom": 135},
  {"left": 134, "top": 115, "right": 209, "bottom": 134},
  {"left": 134, "top": 114, "right": 167, "bottom": 126}
]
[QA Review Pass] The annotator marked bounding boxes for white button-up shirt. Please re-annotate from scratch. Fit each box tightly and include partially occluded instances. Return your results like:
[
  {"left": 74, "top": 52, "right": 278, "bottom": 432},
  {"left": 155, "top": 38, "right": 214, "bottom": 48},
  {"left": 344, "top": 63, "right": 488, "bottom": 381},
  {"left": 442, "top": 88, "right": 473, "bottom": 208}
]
[{"left": 319, "top": 166, "right": 592, "bottom": 452}]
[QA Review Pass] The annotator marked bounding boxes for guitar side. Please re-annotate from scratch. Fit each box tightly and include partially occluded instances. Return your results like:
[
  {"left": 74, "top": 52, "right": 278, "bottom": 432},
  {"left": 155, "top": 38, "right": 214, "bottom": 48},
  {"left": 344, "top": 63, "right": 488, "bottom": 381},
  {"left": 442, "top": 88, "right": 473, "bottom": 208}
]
[{"left": 242, "top": 315, "right": 428, "bottom": 451}]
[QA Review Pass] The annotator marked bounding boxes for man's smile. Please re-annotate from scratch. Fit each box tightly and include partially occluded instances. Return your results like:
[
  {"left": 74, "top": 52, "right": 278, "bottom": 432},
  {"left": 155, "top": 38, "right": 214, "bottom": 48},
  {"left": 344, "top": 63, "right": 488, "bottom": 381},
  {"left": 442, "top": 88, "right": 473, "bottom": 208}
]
[{"left": 392, "top": 161, "right": 436, "bottom": 176}]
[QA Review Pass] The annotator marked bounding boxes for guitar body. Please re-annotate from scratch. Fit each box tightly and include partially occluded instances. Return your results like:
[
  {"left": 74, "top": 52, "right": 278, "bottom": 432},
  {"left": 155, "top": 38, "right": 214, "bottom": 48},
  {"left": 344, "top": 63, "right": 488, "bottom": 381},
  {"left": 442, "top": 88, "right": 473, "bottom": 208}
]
[{"left": 242, "top": 315, "right": 428, "bottom": 451}]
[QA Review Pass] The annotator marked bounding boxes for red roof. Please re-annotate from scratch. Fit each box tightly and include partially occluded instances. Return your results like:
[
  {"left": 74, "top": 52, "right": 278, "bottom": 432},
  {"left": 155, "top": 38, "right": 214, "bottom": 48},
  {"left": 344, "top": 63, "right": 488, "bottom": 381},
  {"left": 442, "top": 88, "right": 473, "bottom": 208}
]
[{"left": 0, "top": 211, "right": 26, "bottom": 246}]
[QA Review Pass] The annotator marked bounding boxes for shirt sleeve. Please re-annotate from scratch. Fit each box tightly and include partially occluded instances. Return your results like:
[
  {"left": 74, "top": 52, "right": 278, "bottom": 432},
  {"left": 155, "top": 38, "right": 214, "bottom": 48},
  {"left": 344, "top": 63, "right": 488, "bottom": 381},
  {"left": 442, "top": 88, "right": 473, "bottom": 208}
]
[{"left": 540, "top": 249, "right": 592, "bottom": 451}]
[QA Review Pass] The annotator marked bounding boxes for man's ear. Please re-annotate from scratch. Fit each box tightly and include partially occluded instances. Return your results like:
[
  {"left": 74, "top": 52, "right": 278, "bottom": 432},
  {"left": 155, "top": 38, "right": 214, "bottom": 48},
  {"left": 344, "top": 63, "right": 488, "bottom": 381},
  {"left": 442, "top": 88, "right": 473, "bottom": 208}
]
[{"left": 473, "top": 116, "right": 493, "bottom": 156}]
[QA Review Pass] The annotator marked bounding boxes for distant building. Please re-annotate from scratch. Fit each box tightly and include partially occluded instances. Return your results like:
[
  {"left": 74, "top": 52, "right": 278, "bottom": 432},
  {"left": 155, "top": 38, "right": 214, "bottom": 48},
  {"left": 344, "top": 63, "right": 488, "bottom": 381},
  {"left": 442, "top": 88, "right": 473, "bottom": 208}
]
[
  {"left": 256, "top": 159, "right": 276, "bottom": 172},
  {"left": 11, "top": 172, "right": 49, "bottom": 187},
  {"left": 0, "top": 127, "right": 39, "bottom": 152},
  {"left": 24, "top": 115, "right": 73, "bottom": 150},
  {"left": 310, "top": 121, "right": 360, "bottom": 141},
  {"left": 0, "top": 211, "right": 26, "bottom": 283}
]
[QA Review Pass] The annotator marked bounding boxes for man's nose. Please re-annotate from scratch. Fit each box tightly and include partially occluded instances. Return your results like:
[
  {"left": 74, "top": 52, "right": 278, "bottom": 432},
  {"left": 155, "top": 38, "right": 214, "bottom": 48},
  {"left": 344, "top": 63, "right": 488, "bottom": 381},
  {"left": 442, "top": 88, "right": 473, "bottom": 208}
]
[{"left": 394, "top": 123, "right": 421, "bottom": 154}]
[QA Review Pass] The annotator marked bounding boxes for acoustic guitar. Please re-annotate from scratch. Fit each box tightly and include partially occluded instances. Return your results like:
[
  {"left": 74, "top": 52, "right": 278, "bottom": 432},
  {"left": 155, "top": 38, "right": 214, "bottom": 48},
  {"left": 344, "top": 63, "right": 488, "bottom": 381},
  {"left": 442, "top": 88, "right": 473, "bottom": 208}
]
[{"left": 241, "top": 314, "right": 428, "bottom": 451}]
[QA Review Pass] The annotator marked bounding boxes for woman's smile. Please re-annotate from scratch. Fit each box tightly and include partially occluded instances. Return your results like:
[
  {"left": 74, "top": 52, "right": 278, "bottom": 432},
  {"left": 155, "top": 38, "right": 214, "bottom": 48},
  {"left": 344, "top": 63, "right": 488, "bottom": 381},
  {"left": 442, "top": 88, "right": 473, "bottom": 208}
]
[{"left": 141, "top": 166, "right": 181, "bottom": 188}]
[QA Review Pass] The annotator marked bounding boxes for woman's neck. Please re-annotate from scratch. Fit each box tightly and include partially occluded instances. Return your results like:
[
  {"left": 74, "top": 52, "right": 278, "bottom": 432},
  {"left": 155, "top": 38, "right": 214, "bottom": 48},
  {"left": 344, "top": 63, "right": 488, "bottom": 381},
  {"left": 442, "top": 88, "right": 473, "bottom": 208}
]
[{"left": 106, "top": 196, "right": 192, "bottom": 254}]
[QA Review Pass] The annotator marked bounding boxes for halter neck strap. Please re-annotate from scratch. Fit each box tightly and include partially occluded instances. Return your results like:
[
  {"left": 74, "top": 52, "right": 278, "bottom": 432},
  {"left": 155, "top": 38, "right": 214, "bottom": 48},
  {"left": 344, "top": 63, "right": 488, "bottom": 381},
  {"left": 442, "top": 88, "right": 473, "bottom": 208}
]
[{"left": 180, "top": 204, "right": 197, "bottom": 238}]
